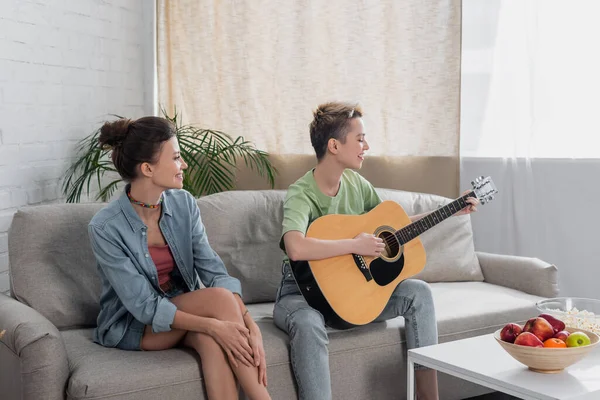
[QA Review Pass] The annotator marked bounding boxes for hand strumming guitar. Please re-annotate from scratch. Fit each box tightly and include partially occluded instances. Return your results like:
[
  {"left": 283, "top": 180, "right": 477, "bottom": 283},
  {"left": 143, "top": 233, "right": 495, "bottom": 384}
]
[{"left": 353, "top": 232, "right": 386, "bottom": 257}]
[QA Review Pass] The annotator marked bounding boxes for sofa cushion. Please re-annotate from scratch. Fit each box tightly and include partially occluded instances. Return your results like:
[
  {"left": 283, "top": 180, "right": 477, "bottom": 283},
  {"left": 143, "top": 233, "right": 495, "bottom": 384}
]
[
  {"left": 9, "top": 204, "right": 104, "bottom": 329},
  {"left": 63, "top": 328, "right": 204, "bottom": 400},
  {"left": 197, "top": 190, "right": 287, "bottom": 304},
  {"left": 377, "top": 189, "right": 484, "bottom": 283},
  {"left": 61, "top": 282, "right": 541, "bottom": 400}
]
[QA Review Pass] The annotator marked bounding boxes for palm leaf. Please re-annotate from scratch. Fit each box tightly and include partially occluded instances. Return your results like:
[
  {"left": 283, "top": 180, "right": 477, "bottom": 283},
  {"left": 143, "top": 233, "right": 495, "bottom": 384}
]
[
  {"left": 97, "top": 179, "right": 122, "bottom": 202},
  {"left": 62, "top": 129, "right": 114, "bottom": 203},
  {"left": 178, "top": 135, "right": 236, "bottom": 195}
]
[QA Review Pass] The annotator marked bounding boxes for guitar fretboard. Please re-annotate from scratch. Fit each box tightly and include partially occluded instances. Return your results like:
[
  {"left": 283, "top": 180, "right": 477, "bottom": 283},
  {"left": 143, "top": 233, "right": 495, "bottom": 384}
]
[{"left": 395, "top": 192, "right": 477, "bottom": 245}]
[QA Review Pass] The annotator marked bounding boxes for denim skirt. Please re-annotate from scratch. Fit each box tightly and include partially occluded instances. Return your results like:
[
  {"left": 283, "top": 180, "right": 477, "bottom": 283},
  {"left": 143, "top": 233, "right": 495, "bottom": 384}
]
[{"left": 116, "top": 282, "right": 186, "bottom": 351}]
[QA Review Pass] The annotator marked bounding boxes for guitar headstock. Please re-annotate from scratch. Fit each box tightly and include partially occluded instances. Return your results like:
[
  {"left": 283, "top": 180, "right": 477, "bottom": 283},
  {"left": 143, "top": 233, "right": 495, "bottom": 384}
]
[{"left": 471, "top": 176, "right": 498, "bottom": 205}]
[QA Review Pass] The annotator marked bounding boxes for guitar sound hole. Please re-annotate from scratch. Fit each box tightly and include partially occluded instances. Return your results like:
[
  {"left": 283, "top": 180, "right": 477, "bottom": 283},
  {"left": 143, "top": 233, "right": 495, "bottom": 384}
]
[{"left": 378, "top": 231, "right": 400, "bottom": 258}]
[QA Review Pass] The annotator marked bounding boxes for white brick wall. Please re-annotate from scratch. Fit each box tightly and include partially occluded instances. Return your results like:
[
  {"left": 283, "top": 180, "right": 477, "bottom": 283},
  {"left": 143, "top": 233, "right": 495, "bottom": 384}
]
[{"left": 0, "top": 0, "right": 155, "bottom": 294}]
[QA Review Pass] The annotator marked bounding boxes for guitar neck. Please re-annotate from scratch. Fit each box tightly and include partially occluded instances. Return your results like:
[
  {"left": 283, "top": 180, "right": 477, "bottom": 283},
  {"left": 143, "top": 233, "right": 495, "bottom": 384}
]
[{"left": 395, "top": 191, "right": 477, "bottom": 245}]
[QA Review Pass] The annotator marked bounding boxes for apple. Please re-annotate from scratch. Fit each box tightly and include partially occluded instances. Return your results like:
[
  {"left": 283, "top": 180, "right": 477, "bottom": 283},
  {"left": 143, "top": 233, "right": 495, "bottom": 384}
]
[
  {"left": 500, "top": 323, "right": 523, "bottom": 343},
  {"left": 566, "top": 332, "right": 591, "bottom": 347},
  {"left": 538, "top": 313, "right": 566, "bottom": 333},
  {"left": 523, "top": 317, "right": 555, "bottom": 342},
  {"left": 553, "top": 330, "right": 570, "bottom": 342},
  {"left": 523, "top": 317, "right": 535, "bottom": 330},
  {"left": 514, "top": 332, "right": 544, "bottom": 347}
]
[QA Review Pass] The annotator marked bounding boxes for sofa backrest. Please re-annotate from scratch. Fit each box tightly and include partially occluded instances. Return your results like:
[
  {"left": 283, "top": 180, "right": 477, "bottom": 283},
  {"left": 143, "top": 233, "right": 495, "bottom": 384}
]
[
  {"left": 197, "top": 190, "right": 287, "bottom": 304},
  {"left": 9, "top": 203, "right": 105, "bottom": 329},
  {"left": 8, "top": 188, "right": 483, "bottom": 329}
]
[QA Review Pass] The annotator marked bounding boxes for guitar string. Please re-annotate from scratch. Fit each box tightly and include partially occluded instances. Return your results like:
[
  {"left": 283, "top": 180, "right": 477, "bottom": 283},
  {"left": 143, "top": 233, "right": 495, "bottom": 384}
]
[
  {"left": 388, "top": 196, "right": 468, "bottom": 246},
  {"left": 376, "top": 195, "right": 473, "bottom": 249},
  {"left": 344, "top": 192, "right": 479, "bottom": 253}
]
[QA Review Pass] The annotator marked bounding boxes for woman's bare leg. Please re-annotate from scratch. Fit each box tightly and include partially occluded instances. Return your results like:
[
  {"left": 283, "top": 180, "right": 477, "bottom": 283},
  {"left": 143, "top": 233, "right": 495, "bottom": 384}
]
[
  {"left": 139, "top": 288, "right": 269, "bottom": 400},
  {"left": 140, "top": 325, "right": 185, "bottom": 350},
  {"left": 140, "top": 326, "right": 238, "bottom": 400},
  {"left": 184, "top": 331, "right": 238, "bottom": 400},
  {"left": 171, "top": 288, "right": 271, "bottom": 400}
]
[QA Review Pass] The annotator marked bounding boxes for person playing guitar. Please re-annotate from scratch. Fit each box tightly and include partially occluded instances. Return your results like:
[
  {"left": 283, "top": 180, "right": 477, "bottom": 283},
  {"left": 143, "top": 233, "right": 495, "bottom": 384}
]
[{"left": 273, "top": 102, "right": 479, "bottom": 400}]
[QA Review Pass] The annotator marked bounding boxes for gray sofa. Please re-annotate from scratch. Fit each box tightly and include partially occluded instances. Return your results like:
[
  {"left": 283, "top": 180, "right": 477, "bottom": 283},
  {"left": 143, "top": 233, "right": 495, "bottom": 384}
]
[{"left": 0, "top": 188, "right": 559, "bottom": 400}]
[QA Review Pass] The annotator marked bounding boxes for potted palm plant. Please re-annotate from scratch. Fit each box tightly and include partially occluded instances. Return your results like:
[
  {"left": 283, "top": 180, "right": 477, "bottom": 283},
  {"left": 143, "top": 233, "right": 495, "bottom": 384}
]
[{"left": 62, "top": 109, "right": 277, "bottom": 202}]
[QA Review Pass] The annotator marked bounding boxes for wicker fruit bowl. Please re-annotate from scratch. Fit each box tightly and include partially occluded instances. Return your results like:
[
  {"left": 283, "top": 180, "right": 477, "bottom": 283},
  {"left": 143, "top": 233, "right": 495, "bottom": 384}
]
[{"left": 493, "top": 326, "right": 599, "bottom": 373}]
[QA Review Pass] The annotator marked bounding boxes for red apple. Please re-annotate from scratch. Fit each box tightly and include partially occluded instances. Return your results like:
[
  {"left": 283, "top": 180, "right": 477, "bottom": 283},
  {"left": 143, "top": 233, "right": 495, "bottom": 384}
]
[
  {"left": 538, "top": 313, "right": 566, "bottom": 333},
  {"left": 523, "top": 317, "right": 536, "bottom": 332},
  {"left": 514, "top": 332, "right": 544, "bottom": 347},
  {"left": 500, "top": 323, "right": 523, "bottom": 343},
  {"left": 554, "top": 330, "right": 570, "bottom": 342},
  {"left": 523, "top": 317, "right": 555, "bottom": 342}
]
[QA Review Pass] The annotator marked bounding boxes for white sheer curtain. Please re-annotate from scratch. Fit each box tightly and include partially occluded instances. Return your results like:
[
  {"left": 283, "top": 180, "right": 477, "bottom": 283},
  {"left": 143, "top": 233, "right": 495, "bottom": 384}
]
[
  {"left": 461, "top": 0, "right": 600, "bottom": 159},
  {"left": 461, "top": 0, "right": 600, "bottom": 300}
]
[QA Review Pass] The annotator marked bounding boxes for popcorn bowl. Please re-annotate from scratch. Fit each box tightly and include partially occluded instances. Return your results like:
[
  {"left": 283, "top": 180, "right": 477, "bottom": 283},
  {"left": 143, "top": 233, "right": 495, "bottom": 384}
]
[{"left": 536, "top": 297, "right": 600, "bottom": 335}]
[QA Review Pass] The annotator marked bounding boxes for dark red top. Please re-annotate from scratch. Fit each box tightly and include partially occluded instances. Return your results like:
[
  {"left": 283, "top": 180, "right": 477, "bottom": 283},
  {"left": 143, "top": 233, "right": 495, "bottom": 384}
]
[{"left": 148, "top": 245, "right": 175, "bottom": 285}]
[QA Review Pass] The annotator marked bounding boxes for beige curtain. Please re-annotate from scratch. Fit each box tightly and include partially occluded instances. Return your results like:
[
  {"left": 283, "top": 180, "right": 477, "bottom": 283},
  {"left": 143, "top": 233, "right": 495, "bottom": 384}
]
[{"left": 157, "top": 0, "right": 461, "bottom": 198}]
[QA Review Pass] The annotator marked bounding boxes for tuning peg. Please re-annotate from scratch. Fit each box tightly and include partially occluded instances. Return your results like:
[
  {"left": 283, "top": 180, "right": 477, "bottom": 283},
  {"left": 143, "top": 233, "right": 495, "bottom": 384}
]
[
  {"left": 480, "top": 199, "right": 486, "bottom": 205},
  {"left": 480, "top": 175, "right": 484, "bottom": 180},
  {"left": 471, "top": 180, "right": 475, "bottom": 186}
]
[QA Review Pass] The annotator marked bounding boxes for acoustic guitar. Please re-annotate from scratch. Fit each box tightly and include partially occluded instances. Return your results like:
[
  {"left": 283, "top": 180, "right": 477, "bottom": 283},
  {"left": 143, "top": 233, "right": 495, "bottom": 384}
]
[{"left": 290, "top": 176, "right": 498, "bottom": 330}]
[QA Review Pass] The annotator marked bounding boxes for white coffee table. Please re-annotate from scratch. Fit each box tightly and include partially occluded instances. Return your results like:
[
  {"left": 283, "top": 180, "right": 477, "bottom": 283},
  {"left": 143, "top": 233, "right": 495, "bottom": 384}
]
[{"left": 407, "top": 333, "right": 600, "bottom": 400}]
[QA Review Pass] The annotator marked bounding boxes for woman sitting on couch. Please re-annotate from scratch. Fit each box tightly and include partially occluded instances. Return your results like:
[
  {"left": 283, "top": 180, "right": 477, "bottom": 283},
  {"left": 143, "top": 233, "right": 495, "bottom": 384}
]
[{"left": 88, "top": 116, "right": 270, "bottom": 400}]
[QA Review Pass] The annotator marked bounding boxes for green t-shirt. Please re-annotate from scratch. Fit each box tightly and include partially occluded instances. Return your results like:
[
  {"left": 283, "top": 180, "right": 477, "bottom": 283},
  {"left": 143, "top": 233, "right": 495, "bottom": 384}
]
[{"left": 280, "top": 168, "right": 382, "bottom": 259}]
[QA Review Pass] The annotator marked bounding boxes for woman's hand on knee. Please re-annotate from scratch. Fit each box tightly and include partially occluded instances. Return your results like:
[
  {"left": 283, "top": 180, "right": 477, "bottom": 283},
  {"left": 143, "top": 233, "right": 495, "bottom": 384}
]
[
  {"left": 209, "top": 320, "right": 254, "bottom": 367},
  {"left": 249, "top": 323, "right": 268, "bottom": 386}
]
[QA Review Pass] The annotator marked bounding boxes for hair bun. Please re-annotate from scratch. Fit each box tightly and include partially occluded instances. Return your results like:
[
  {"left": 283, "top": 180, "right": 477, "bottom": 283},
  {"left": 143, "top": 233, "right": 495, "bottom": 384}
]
[
  {"left": 313, "top": 107, "right": 325, "bottom": 122},
  {"left": 99, "top": 118, "right": 133, "bottom": 150}
]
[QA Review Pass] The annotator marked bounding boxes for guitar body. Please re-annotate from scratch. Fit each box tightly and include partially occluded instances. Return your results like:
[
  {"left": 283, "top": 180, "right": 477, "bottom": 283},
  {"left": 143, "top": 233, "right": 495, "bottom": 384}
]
[{"left": 290, "top": 200, "right": 427, "bottom": 329}]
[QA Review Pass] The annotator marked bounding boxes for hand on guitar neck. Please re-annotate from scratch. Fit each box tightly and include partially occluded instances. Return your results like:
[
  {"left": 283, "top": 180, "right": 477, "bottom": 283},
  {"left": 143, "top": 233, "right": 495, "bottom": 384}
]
[
  {"left": 454, "top": 189, "right": 480, "bottom": 215},
  {"left": 410, "top": 189, "right": 479, "bottom": 222}
]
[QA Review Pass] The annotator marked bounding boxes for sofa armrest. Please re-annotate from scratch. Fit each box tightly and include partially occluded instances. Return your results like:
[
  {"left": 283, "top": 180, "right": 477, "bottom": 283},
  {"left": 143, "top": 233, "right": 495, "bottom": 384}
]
[
  {"left": 0, "top": 293, "right": 69, "bottom": 400},
  {"left": 476, "top": 251, "right": 559, "bottom": 298}
]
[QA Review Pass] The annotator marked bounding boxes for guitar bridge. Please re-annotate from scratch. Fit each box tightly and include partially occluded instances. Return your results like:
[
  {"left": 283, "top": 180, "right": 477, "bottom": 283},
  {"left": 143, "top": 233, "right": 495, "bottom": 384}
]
[{"left": 352, "top": 254, "right": 373, "bottom": 282}]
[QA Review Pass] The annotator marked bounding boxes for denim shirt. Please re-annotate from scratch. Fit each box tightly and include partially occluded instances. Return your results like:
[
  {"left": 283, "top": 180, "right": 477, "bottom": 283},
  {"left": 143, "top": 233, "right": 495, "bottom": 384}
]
[{"left": 89, "top": 186, "right": 242, "bottom": 347}]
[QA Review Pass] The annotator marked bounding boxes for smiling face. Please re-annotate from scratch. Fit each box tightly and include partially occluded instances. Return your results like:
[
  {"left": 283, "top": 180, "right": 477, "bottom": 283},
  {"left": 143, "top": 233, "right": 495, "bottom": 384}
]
[
  {"left": 141, "top": 136, "right": 188, "bottom": 190},
  {"left": 330, "top": 117, "right": 370, "bottom": 169}
]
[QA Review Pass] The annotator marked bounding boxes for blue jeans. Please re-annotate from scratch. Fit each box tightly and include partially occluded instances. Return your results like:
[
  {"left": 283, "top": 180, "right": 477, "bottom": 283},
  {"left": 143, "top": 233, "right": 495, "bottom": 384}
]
[{"left": 273, "top": 263, "right": 438, "bottom": 400}]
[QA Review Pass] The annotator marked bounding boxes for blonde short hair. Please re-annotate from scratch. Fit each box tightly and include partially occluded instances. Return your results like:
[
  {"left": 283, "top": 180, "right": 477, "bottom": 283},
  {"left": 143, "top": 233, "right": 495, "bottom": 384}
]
[{"left": 309, "top": 102, "right": 363, "bottom": 160}]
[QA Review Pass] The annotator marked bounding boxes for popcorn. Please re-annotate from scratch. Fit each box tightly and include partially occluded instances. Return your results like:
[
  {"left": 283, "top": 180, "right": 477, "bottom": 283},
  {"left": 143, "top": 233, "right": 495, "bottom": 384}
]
[{"left": 548, "top": 307, "right": 600, "bottom": 334}]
